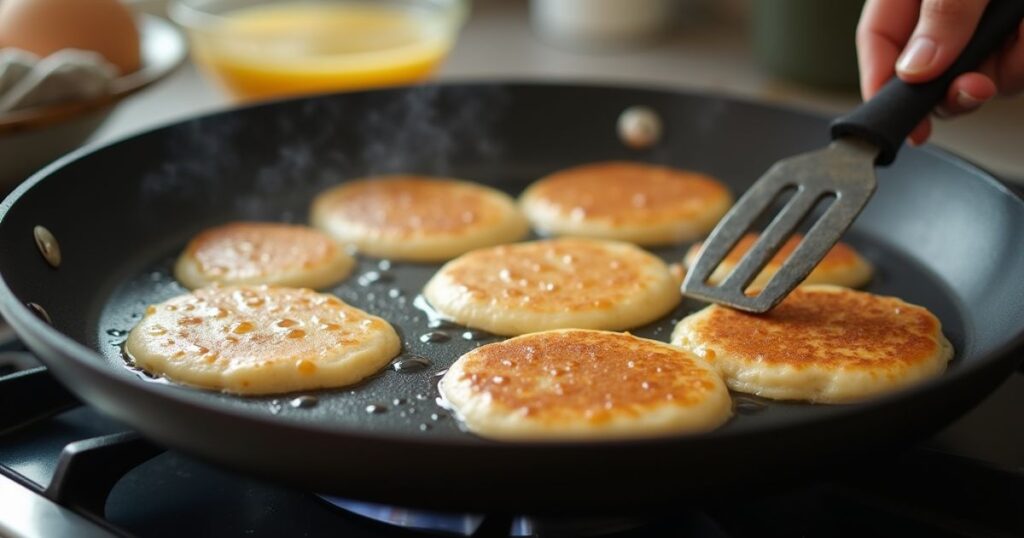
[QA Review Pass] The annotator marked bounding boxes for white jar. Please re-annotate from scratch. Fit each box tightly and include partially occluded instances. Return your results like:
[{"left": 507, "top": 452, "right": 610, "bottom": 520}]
[{"left": 530, "top": 0, "right": 681, "bottom": 50}]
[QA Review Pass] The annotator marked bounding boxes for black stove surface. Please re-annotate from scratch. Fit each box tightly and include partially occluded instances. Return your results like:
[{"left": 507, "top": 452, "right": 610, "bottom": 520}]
[{"left": 1, "top": 329, "right": 1022, "bottom": 538}]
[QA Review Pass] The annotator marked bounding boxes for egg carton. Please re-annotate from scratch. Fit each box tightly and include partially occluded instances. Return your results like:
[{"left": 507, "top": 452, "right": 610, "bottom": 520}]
[{"left": 0, "top": 48, "right": 118, "bottom": 114}]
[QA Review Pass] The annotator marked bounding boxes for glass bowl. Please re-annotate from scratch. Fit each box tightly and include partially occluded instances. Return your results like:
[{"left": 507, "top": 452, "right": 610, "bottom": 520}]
[{"left": 170, "top": 0, "right": 468, "bottom": 101}]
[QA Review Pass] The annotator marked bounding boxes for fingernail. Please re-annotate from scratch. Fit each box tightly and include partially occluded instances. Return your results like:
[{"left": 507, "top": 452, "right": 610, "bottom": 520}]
[
  {"left": 955, "top": 90, "right": 985, "bottom": 109},
  {"left": 896, "top": 37, "right": 938, "bottom": 75}
]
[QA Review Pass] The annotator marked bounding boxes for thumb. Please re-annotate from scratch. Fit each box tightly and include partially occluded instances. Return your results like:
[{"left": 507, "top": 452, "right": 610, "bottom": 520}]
[{"left": 896, "top": 0, "right": 989, "bottom": 82}]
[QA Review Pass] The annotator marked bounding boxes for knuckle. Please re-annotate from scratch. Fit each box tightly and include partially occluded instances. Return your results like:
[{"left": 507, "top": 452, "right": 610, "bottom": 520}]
[
  {"left": 854, "top": 21, "right": 873, "bottom": 44},
  {"left": 854, "top": 28, "right": 872, "bottom": 50},
  {"left": 920, "top": 0, "right": 982, "bottom": 23}
]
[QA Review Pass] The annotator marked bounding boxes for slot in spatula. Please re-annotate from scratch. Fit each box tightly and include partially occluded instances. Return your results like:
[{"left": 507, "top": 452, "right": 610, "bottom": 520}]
[{"left": 683, "top": 0, "right": 1024, "bottom": 313}]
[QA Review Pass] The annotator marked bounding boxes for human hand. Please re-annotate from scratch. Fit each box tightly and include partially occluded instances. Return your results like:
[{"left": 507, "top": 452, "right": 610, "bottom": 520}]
[{"left": 856, "top": 0, "right": 1024, "bottom": 144}]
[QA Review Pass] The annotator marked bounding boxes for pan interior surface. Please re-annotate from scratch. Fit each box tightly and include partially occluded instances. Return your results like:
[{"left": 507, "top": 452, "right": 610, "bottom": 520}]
[
  {"left": 95, "top": 221, "right": 965, "bottom": 441},
  {"left": 1, "top": 83, "right": 1022, "bottom": 508}
]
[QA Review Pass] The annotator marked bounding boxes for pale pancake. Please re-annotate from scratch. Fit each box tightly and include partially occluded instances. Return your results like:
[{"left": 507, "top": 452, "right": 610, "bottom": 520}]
[
  {"left": 684, "top": 233, "right": 873, "bottom": 290},
  {"left": 125, "top": 286, "right": 401, "bottom": 395},
  {"left": 174, "top": 222, "right": 354, "bottom": 290},
  {"left": 520, "top": 161, "right": 733, "bottom": 245},
  {"left": 440, "top": 329, "right": 732, "bottom": 440},
  {"left": 671, "top": 285, "right": 953, "bottom": 403},
  {"left": 423, "top": 238, "right": 682, "bottom": 336},
  {"left": 311, "top": 175, "right": 529, "bottom": 262}
]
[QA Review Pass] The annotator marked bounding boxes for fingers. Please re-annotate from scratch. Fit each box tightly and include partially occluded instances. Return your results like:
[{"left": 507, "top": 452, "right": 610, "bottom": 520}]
[
  {"left": 857, "top": 0, "right": 937, "bottom": 144},
  {"left": 937, "top": 71, "right": 998, "bottom": 115},
  {"left": 994, "top": 20, "right": 1024, "bottom": 95},
  {"left": 896, "top": 0, "right": 989, "bottom": 83},
  {"left": 856, "top": 0, "right": 920, "bottom": 99},
  {"left": 908, "top": 118, "right": 932, "bottom": 146},
  {"left": 857, "top": 0, "right": 1019, "bottom": 145},
  {"left": 928, "top": 20, "right": 1023, "bottom": 115}
]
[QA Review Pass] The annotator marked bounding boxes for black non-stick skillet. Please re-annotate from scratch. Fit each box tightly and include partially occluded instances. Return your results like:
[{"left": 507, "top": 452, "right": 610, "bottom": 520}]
[{"left": 1, "top": 83, "right": 1023, "bottom": 512}]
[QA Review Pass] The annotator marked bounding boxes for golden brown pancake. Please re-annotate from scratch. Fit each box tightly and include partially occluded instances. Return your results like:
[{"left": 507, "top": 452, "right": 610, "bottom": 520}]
[
  {"left": 440, "top": 329, "right": 732, "bottom": 440},
  {"left": 174, "top": 222, "right": 354, "bottom": 290},
  {"left": 423, "top": 238, "right": 681, "bottom": 336},
  {"left": 125, "top": 285, "right": 401, "bottom": 395},
  {"left": 683, "top": 233, "right": 873, "bottom": 289},
  {"left": 519, "top": 161, "right": 733, "bottom": 245},
  {"left": 671, "top": 285, "right": 953, "bottom": 403},
  {"left": 311, "top": 175, "right": 529, "bottom": 261}
]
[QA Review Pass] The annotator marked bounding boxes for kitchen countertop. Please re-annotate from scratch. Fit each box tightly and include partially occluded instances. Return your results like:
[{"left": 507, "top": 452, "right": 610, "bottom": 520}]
[{"left": 98, "top": 0, "right": 1024, "bottom": 181}]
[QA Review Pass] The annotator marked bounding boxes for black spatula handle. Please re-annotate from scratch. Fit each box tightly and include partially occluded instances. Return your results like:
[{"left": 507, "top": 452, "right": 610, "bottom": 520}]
[{"left": 831, "top": 0, "right": 1024, "bottom": 165}]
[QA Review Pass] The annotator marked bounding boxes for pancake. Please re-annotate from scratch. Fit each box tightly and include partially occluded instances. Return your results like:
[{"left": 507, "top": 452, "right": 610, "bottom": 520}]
[
  {"left": 174, "top": 222, "right": 354, "bottom": 290},
  {"left": 423, "top": 238, "right": 682, "bottom": 336},
  {"left": 125, "top": 285, "right": 401, "bottom": 395},
  {"left": 683, "top": 233, "right": 873, "bottom": 290},
  {"left": 519, "top": 161, "right": 733, "bottom": 246},
  {"left": 311, "top": 175, "right": 529, "bottom": 262},
  {"left": 439, "top": 329, "right": 732, "bottom": 440},
  {"left": 671, "top": 285, "right": 953, "bottom": 403}
]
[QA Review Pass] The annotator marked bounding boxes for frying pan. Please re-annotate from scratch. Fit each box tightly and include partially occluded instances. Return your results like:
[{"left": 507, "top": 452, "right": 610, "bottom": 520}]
[{"left": 1, "top": 83, "right": 1023, "bottom": 513}]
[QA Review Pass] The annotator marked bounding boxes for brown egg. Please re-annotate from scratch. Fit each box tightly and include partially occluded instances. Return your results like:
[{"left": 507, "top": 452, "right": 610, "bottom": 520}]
[{"left": 0, "top": 0, "right": 141, "bottom": 74}]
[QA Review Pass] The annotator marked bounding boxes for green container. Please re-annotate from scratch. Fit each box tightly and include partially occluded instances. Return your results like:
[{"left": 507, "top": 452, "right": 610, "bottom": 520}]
[{"left": 753, "top": 0, "right": 865, "bottom": 89}]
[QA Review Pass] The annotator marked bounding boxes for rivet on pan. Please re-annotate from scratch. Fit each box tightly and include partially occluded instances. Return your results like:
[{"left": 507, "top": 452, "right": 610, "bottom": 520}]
[
  {"left": 617, "top": 106, "right": 663, "bottom": 149},
  {"left": 33, "top": 225, "right": 61, "bottom": 268},
  {"left": 26, "top": 302, "right": 52, "bottom": 325}
]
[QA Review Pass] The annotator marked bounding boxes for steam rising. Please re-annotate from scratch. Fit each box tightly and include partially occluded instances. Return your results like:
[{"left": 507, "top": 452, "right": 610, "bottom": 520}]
[
  {"left": 359, "top": 85, "right": 506, "bottom": 175},
  {"left": 140, "top": 85, "right": 509, "bottom": 222}
]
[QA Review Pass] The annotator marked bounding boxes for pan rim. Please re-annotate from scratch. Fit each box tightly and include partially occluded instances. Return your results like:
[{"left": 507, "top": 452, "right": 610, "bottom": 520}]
[{"left": 1, "top": 80, "right": 1022, "bottom": 451}]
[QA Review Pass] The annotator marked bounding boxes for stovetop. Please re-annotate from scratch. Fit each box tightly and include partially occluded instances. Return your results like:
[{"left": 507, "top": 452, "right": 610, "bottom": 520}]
[{"left": 1, "top": 331, "right": 1023, "bottom": 537}]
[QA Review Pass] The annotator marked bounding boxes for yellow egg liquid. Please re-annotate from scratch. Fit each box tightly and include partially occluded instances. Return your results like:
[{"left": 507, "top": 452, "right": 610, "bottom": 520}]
[{"left": 191, "top": 2, "right": 455, "bottom": 101}]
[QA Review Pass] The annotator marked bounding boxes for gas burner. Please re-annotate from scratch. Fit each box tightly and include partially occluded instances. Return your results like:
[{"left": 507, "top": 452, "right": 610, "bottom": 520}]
[
  {"left": 0, "top": 315, "right": 1022, "bottom": 537},
  {"left": 0, "top": 320, "right": 39, "bottom": 376},
  {"left": 319, "top": 498, "right": 671, "bottom": 532},
  {"left": 0, "top": 349, "right": 40, "bottom": 376},
  {"left": 319, "top": 496, "right": 719, "bottom": 537}
]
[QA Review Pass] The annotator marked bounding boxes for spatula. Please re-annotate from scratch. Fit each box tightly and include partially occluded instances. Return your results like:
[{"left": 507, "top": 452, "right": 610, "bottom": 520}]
[{"left": 682, "top": 0, "right": 1024, "bottom": 313}]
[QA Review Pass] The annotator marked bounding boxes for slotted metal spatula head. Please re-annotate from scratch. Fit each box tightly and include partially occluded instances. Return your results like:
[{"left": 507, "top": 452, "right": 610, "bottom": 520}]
[
  {"left": 683, "top": 0, "right": 1024, "bottom": 313},
  {"left": 682, "top": 138, "right": 879, "bottom": 313}
]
